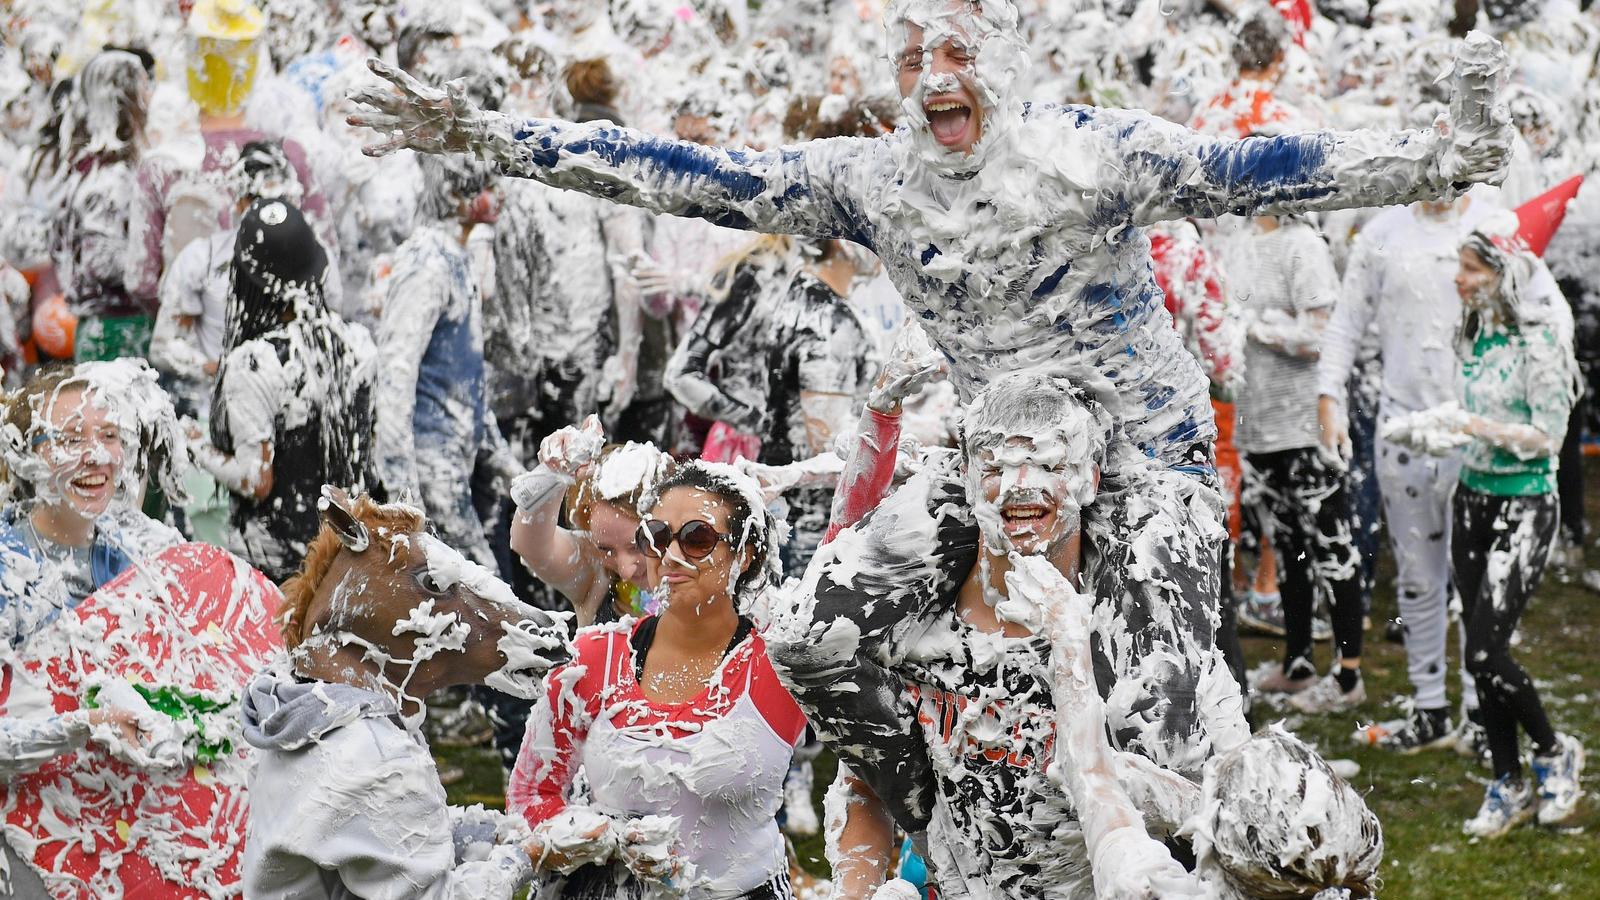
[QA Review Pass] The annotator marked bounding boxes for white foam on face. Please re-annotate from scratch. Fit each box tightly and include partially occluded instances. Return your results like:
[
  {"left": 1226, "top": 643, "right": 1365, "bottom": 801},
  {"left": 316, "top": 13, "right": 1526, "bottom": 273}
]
[
  {"left": 3, "top": 361, "right": 187, "bottom": 515},
  {"left": 417, "top": 532, "right": 520, "bottom": 609},
  {"left": 883, "top": 0, "right": 1029, "bottom": 176},
  {"left": 962, "top": 379, "right": 1102, "bottom": 570}
]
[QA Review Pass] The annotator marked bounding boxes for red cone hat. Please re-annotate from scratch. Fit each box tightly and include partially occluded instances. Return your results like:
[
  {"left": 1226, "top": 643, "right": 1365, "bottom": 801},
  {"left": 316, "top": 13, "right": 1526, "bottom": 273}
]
[{"left": 1514, "top": 174, "right": 1583, "bottom": 257}]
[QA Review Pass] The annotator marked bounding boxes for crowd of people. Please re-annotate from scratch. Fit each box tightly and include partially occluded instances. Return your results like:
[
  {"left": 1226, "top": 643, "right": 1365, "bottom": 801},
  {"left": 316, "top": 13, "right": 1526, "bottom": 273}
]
[{"left": 0, "top": 0, "right": 1596, "bottom": 897}]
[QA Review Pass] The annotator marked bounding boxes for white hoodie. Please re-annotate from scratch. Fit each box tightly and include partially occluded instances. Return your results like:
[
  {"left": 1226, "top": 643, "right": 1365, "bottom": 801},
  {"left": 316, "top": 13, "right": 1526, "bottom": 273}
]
[{"left": 1318, "top": 198, "right": 1496, "bottom": 415}]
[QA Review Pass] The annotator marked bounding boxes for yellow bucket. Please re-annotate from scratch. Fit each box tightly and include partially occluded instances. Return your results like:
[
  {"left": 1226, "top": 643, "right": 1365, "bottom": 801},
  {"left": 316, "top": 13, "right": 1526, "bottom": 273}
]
[{"left": 186, "top": 0, "right": 265, "bottom": 116}]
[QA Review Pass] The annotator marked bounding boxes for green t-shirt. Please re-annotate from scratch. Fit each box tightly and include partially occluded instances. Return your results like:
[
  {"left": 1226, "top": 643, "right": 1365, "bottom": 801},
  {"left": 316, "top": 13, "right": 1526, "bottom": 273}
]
[{"left": 1459, "top": 327, "right": 1569, "bottom": 496}]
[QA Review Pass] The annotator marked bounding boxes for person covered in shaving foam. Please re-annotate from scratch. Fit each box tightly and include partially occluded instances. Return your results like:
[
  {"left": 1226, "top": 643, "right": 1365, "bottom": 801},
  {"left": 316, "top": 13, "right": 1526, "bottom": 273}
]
[
  {"left": 375, "top": 150, "right": 516, "bottom": 569},
  {"left": 506, "top": 462, "right": 805, "bottom": 899},
  {"left": 510, "top": 415, "right": 673, "bottom": 629},
  {"left": 483, "top": 419, "right": 672, "bottom": 776},
  {"left": 240, "top": 488, "right": 571, "bottom": 899},
  {"left": 810, "top": 371, "right": 1248, "bottom": 897},
  {"left": 920, "top": 551, "right": 1381, "bottom": 899},
  {"left": 0, "top": 362, "right": 186, "bottom": 650},
  {"left": 350, "top": 0, "right": 1517, "bottom": 833},
  {"left": 191, "top": 198, "right": 378, "bottom": 582},
  {"left": 0, "top": 363, "right": 190, "bottom": 890},
  {"left": 1385, "top": 209, "right": 1586, "bottom": 839}
]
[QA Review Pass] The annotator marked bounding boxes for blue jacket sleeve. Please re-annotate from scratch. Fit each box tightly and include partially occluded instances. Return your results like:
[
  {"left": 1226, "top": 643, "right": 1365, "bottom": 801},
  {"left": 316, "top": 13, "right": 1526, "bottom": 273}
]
[
  {"left": 1077, "top": 107, "right": 1457, "bottom": 226},
  {"left": 481, "top": 115, "right": 879, "bottom": 247}
]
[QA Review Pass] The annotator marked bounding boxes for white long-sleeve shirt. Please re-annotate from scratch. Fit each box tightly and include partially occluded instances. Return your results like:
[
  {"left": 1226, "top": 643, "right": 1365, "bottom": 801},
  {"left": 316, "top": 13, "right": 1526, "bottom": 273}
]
[{"left": 1317, "top": 200, "right": 1496, "bottom": 416}]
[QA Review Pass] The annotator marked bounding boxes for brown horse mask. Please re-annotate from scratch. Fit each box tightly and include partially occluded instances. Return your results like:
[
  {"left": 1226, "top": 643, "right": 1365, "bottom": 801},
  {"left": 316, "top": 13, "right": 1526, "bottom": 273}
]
[{"left": 282, "top": 488, "right": 570, "bottom": 723}]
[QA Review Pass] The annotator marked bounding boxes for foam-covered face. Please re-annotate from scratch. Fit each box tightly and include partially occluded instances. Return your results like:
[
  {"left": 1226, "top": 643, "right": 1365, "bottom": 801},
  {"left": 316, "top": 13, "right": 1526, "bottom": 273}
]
[
  {"left": 34, "top": 386, "right": 124, "bottom": 519},
  {"left": 591, "top": 500, "right": 651, "bottom": 589},
  {"left": 350, "top": 1, "right": 397, "bottom": 49},
  {"left": 886, "top": 0, "right": 1027, "bottom": 162},
  {"left": 643, "top": 487, "right": 748, "bottom": 612},
  {"left": 966, "top": 429, "right": 1097, "bottom": 557},
  {"left": 1455, "top": 246, "right": 1500, "bottom": 309},
  {"left": 407, "top": 534, "right": 565, "bottom": 699}
]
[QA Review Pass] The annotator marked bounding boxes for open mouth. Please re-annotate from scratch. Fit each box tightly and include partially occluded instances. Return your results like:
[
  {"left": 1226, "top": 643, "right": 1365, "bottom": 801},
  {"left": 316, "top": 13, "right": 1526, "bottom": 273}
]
[
  {"left": 483, "top": 620, "right": 569, "bottom": 699},
  {"left": 68, "top": 471, "right": 112, "bottom": 498},
  {"left": 1000, "top": 503, "right": 1055, "bottom": 537},
  {"left": 924, "top": 97, "right": 975, "bottom": 148}
]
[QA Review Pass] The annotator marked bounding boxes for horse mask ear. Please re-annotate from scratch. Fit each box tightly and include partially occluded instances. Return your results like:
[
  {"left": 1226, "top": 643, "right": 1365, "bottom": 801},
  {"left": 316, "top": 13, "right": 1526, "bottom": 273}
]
[{"left": 319, "top": 486, "right": 370, "bottom": 552}]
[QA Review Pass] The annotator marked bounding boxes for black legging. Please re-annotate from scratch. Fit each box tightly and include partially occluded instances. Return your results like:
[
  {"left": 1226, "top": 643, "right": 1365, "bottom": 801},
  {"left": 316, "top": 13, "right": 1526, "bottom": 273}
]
[
  {"left": 1557, "top": 393, "right": 1586, "bottom": 547},
  {"left": 1243, "top": 447, "right": 1365, "bottom": 670},
  {"left": 1454, "top": 486, "right": 1560, "bottom": 780}
]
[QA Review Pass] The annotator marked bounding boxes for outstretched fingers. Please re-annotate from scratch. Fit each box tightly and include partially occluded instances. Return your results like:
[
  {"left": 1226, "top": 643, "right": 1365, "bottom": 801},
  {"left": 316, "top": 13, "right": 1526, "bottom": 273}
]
[
  {"left": 361, "top": 135, "right": 414, "bottom": 158},
  {"left": 347, "top": 84, "right": 405, "bottom": 113},
  {"left": 366, "top": 56, "right": 443, "bottom": 102},
  {"left": 345, "top": 110, "right": 401, "bottom": 131}
]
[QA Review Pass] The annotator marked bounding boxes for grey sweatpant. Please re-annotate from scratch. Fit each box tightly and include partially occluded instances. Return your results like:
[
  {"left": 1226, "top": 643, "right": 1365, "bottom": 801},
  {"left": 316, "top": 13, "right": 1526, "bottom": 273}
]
[{"left": 1376, "top": 429, "right": 1471, "bottom": 712}]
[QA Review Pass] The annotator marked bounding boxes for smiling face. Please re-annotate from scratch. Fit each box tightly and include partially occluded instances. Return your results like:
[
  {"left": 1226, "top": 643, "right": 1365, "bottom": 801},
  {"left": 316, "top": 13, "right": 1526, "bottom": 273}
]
[
  {"left": 962, "top": 373, "right": 1106, "bottom": 557},
  {"left": 968, "top": 434, "right": 1097, "bottom": 557},
  {"left": 886, "top": 0, "right": 1027, "bottom": 163},
  {"left": 642, "top": 487, "right": 748, "bottom": 613},
  {"left": 35, "top": 385, "right": 124, "bottom": 519},
  {"left": 896, "top": 21, "right": 984, "bottom": 154}
]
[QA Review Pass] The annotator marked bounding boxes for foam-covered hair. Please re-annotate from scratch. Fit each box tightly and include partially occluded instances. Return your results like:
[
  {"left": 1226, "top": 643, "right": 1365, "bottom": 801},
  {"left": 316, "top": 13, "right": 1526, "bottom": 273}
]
[
  {"left": 960, "top": 370, "right": 1114, "bottom": 470},
  {"left": 417, "top": 153, "right": 495, "bottom": 223},
  {"left": 0, "top": 359, "right": 188, "bottom": 507},
  {"left": 641, "top": 460, "right": 787, "bottom": 607},
  {"left": 1188, "top": 727, "right": 1383, "bottom": 898},
  {"left": 568, "top": 442, "right": 673, "bottom": 532}
]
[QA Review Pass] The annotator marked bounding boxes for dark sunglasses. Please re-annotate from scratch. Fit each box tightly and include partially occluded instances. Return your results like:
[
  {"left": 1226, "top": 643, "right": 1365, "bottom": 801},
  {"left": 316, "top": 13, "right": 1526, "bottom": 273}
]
[{"left": 635, "top": 519, "right": 732, "bottom": 560}]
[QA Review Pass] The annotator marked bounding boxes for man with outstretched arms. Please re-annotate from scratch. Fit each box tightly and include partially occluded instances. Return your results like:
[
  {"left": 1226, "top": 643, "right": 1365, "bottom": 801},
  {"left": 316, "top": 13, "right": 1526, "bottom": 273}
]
[{"left": 351, "top": 0, "right": 1515, "bottom": 836}]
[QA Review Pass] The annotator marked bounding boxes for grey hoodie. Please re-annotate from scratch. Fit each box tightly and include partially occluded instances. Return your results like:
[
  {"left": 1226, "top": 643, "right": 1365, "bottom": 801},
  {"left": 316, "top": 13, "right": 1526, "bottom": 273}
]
[{"left": 240, "top": 670, "right": 531, "bottom": 899}]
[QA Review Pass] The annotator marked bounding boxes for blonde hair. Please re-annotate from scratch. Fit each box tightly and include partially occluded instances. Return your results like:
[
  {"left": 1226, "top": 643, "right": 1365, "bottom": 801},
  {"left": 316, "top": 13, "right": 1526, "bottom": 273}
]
[{"left": 567, "top": 443, "right": 673, "bottom": 531}]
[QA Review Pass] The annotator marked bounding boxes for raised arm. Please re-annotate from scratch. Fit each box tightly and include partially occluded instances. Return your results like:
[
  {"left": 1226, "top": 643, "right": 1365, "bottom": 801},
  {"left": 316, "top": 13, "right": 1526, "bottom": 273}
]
[
  {"left": 508, "top": 418, "right": 609, "bottom": 616},
  {"left": 349, "top": 60, "right": 874, "bottom": 244},
  {"left": 824, "top": 325, "right": 942, "bottom": 543},
  {"left": 1110, "top": 33, "right": 1512, "bottom": 225}
]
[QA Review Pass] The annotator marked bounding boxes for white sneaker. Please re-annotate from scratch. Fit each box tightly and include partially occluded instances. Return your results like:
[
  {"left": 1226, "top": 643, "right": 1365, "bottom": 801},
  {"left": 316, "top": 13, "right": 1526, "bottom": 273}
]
[
  {"left": 782, "top": 760, "right": 819, "bottom": 837},
  {"left": 1289, "top": 671, "right": 1365, "bottom": 714},
  {"left": 1532, "top": 733, "right": 1586, "bottom": 826},
  {"left": 1463, "top": 775, "right": 1538, "bottom": 839}
]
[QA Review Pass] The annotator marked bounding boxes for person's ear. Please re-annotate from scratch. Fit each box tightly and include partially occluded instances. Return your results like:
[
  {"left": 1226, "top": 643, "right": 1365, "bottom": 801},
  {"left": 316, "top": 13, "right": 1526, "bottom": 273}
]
[{"left": 319, "top": 485, "right": 370, "bottom": 552}]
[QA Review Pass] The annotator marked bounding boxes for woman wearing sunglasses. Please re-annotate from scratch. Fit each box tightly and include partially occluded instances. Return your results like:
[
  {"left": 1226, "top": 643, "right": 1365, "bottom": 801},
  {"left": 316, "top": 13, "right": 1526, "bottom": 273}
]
[{"left": 507, "top": 461, "right": 805, "bottom": 899}]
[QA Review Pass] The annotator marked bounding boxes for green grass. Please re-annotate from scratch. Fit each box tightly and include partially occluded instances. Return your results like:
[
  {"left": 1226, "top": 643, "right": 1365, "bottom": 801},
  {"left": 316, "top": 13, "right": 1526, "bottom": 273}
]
[
  {"left": 445, "top": 456, "right": 1600, "bottom": 896},
  {"left": 1241, "top": 455, "right": 1600, "bottom": 898}
]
